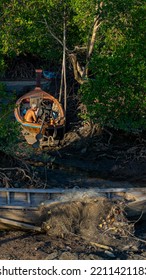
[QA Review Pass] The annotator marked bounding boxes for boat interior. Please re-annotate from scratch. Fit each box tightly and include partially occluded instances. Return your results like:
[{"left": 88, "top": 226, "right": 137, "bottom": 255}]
[{"left": 20, "top": 96, "right": 60, "bottom": 125}]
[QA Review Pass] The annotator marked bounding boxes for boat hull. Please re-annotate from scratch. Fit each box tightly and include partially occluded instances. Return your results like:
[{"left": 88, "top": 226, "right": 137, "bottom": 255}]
[{"left": 14, "top": 87, "right": 65, "bottom": 145}]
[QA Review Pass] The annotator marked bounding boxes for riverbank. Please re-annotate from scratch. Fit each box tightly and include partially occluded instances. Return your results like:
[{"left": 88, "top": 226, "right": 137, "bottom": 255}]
[
  {"left": 0, "top": 125, "right": 146, "bottom": 260},
  {"left": 0, "top": 80, "right": 146, "bottom": 260}
]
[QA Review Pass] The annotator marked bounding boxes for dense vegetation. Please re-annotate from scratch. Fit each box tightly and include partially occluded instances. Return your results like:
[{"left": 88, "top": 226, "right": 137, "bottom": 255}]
[
  {"left": 0, "top": 0, "right": 145, "bottom": 140},
  {"left": 0, "top": 83, "right": 20, "bottom": 152},
  {"left": 80, "top": 1, "right": 146, "bottom": 131}
]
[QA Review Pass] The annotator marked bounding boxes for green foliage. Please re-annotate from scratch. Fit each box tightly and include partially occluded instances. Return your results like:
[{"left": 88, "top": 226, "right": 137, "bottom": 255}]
[
  {"left": 0, "top": 0, "right": 145, "bottom": 133},
  {"left": 0, "top": 0, "right": 61, "bottom": 60},
  {"left": 0, "top": 0, "right": 98, "bottom": 60},
  {"left": 80, "top": 0, "right": 146, "bottom": 132},
  {"left": 0, "top": 83, "right": 20, "bottom": 153},
  {"left": 0, "top": 45, "right": 6, "bottom": 78}
]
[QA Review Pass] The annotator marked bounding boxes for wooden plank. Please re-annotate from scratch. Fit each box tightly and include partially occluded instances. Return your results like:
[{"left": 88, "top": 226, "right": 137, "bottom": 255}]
[
  {"left": 0, "top": 217, "right": 42, "bottom": 231},
  {"left": 0, "top": 188, "right": 66, "bottom": 193},
  {"left": 0, "top": 187, "right": 146, "bottom": 194},
  {"left": 0, "top": 205, "right": 37, "bottom": 209},
  {"left": 0, "top": 208, "right": 41, "bottom": 224}
]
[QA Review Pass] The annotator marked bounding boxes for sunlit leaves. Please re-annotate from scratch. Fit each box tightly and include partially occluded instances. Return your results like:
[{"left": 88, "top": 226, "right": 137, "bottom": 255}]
[{"left": 80, "top": 0, "right": 146, "bottom": 132}]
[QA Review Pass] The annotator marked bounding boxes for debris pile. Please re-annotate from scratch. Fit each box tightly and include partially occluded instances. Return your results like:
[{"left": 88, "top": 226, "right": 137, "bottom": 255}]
[{"left": 42, "top": 197, "right": 135, "bottom": 248}]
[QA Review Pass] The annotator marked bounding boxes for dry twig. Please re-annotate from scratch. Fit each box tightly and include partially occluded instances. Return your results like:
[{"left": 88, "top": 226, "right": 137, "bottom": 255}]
[{"left": 90, "top": 241, "right": 113, "bottom": 251}]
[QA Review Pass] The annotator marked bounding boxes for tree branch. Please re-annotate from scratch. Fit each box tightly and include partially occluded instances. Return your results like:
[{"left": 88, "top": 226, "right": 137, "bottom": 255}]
[
  {"left": 82, "top": 2, "right": 104, "bottom": 78},
  {"left": 42, "top": 17, "right": 65, "bottom": 48},
  {"left": 69, "top": 53, "right": 85, "bottom": 84},
  {"left": 42, "top": 2, "right": 104, "bottom": 85}
]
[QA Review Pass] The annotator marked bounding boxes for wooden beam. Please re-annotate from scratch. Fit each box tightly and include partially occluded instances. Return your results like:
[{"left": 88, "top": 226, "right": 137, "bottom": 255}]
[
  {"left": 0, "top": 187, "right": 146, "bottom": 194},
  {"left": 0, "top": 217, "right": 42, "bottom": 232}
]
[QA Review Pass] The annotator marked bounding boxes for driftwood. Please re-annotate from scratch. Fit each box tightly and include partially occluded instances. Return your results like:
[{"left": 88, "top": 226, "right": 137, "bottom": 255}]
[{"left": 90, "top": 241, "right": 113, "bottom": 251}]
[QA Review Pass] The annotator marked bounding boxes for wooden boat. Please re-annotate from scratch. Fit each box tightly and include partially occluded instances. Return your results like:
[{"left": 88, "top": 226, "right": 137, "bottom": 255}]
[
  {"left": 0, "top": 186, "right": 146, "bottom": 230},
  {"left": 14, "top": 69, "right": 65, "bottom": 147},
  {"left": 0, "top": 187, "right": 65, "bottom": 230}
]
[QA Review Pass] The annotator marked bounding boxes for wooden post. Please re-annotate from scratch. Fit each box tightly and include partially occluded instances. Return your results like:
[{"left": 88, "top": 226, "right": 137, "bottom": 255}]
[{"left": 35, "top": 69, "right": 42, "bottom": 88}]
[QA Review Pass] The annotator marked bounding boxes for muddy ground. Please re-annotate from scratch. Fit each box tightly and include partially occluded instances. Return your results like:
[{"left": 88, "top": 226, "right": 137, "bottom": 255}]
[{"left": 0, "top": 120, "right": 146, "bottom": 260}]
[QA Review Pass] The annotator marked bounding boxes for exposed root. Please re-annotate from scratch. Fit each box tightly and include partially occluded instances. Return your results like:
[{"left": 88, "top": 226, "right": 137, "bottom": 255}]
[
  {"left": 0, "top": 171, "right": 12, "bottom": 188},
  {"left": 0, "top": 166, "right": 44, "bottom": 189}
]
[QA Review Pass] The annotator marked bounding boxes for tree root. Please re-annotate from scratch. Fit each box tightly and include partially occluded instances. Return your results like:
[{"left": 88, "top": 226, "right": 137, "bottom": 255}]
[{"left": 0, "top": 167, "right": 44, "bottom": 189}]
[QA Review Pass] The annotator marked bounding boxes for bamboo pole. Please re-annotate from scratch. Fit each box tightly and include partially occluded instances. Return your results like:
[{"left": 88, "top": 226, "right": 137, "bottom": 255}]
[
  {"left": 63, "top": 9, "right": 67, "bottom": 118},
  {"left": 59, "top": 59, "right": 64, "bottom": 103},
  {"left": 59, "top": 7, "right": 67, "bottom": 122}
]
